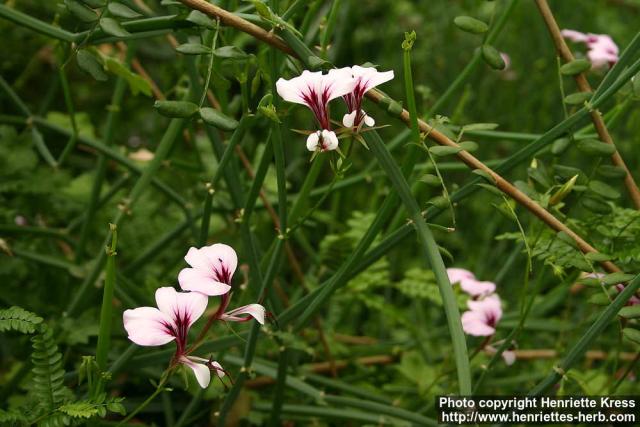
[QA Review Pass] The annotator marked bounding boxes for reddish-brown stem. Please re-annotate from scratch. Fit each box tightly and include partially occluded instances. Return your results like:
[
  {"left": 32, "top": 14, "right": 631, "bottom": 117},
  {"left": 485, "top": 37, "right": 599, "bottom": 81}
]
[{"left": 534, "top": 0, "right": 640, "bottom": 210}]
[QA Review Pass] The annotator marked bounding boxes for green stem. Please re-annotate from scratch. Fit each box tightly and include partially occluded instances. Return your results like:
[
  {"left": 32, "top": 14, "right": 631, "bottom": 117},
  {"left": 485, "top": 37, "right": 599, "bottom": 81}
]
[
  {"left": 96, "top": 224, "right": 118, "bottom": 371},
  {"left": 364, "top": 130, "right": 471, "bottom": 395},
  {"left": 529, "top": 274, "right": 640, "bottom": 395}
]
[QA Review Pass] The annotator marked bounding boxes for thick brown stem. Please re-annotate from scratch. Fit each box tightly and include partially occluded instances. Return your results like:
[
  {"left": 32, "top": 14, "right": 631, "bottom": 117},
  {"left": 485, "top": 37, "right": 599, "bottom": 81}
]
[
  {"left": 176, "top": 0, "right": 621, "bottom": 274},
  {"left": 535, "top": 0, "right": 640, "bottom": 210}
]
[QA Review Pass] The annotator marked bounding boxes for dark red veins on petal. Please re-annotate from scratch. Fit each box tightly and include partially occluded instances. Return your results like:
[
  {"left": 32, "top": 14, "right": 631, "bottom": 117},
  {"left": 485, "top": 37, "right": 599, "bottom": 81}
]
[
  {"left": 212, "top": 257, "right": 232, "bottom": 285},
  {"left": 162, "top": 307, "right": 192, "bottom": 355}
]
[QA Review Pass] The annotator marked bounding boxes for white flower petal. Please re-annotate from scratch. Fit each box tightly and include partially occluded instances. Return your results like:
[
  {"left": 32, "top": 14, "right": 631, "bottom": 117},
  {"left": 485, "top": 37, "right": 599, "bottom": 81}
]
[
  {"left": 459, "top": 279, "right": 496, "bottom": 297},
  {"left": 155, "top": 287, "right": 208, "bottom": 327},
  {"left": 323, "top": 130, "right": 339, "bottom": 151},
  {"left": 363, "top": 114, "right": 375, "bottom": 127},
  {"left": 306, "top": 131, "right": 320, "bottom": 151},
  {"left": 561, "top": 29, "right": 589, "bottom": 43},
  {"left": 222, "top": 304, "right": 266, "bottom": 324},
  {"left": 461, "top": 310, "right": 496, "bottom": 336},
  {"left": 276, "top": 70, "right": 322, "bottom": 105},
  {"left": 180, "top": 356, "right": 211, "bottom": 388},
  {"left": 178, "top": 268, "right": 231, "bottom": 296},
  {"left": 352, "top": 65, "right": 395, "bottom": 93},
  {"left": 342, "top": 111, "right": 357, "bottom": 128},
  {"left": 123, "top": 307, "right": 175, "bottom": 347},
  {"left": 502, "top": 350, "right": 516, "bottom": 366},
  {"left": 211, "top": 361, "right": 225, "bottom": 378},
  {"left": 447, "top": 268, "right": 475, "bottom": 284}
]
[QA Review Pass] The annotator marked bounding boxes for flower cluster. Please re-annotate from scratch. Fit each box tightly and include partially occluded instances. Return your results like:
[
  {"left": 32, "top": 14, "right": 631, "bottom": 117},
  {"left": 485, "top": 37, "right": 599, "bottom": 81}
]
[
  {"left": 123, "top": 244, "right": 265, "bottom": 388},
  {"left": 276, "top": 65, "right": 394, "bottom": 152},
  {"left": 447, "top": 268, "right": 515, "bottom": 365},
  {"left": 561, "top": 29, "right": 619, "bottom": 69}
]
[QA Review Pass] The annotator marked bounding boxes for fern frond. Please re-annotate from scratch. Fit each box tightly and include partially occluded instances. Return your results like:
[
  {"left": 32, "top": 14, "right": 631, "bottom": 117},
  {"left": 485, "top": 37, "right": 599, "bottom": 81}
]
[
  {"left": 30, "top": 325, "right": 69, "bottom": 416},
  {"left": 0, "top": 306, "right": 43, "bottom": 334}
]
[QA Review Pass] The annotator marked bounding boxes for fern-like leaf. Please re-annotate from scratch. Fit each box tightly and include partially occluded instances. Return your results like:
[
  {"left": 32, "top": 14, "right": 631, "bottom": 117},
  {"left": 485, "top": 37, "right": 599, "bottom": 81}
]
[
  {"left": 0, "top": 306, "right": 43, "bottom": 334},
  {"left": 30, "top": 325, "right": 69, "bottom": 417}
]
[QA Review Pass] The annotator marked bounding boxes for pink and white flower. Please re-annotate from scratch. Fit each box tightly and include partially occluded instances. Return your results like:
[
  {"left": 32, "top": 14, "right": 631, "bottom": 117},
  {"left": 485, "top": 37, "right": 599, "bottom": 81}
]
[
  {"left": 122, "top": 287, "right": 223, "bottom": 388},
  {"left": 561, "top": 29, "right": 619, "bottom": 68},
  {"left": 220, "top": 303, "right": 266, "bottom": 324},
  {"left": 461, "top": 294, "right": 503, "bottom": 336},
  {"left": 447, "top": 268, "right": 496, "bottom": 297},
  {"left": 340, "top": 65, "right": 394, "bottom": 129},
  {"left": 178, "top": 243, "right": 237, "bottom": 296},
  {"left": 276, "top": 69, "right": 356, "bottom": 151}
]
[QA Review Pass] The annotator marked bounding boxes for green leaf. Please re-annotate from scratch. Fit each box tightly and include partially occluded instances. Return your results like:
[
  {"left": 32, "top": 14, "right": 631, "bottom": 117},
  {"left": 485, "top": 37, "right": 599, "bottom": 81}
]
[
  {"left": 585, "top": 252, "right": 613, "bottom": 262},
  {"left": 564, "top": 91, "right": 592, "bottom": 105},
  {"left": 107, "top": 2, "right": 142, "bottom": 18},
  {"left": 477, "top": 183, "right": 503, "bottom": 196},
  {"left": 65, "top": 0, "right": 98, "bottom": 23},
  {"left": 59, "top": 401, "right": 100, "bottom": 419},
  {"left": 76, "top": 50, "right": 108, "bottom": 81},
  {"left": 560, "top": 59, "right": 591, "bottom": 76},
  {"left": 186, "top": 10, "right": 217, "bottom": 29},
  {"left": 481, "top": 44, "right": 505, "bottom": 70},
  {"left": 472, "top": 169, "right": 496, "bottom": 184},
  {"left": 551, "top": 137, "right": 571, "bottom": 155},
  {"left": 199, "top": 108, "right": 239, "bottom": 131},
  {"left": 429, "top": 145, "right": 462, "bottom": 156},
  {"left": 588, "top": 180, "right": 620, "bottom": 199},
  {"left": 453, "top": 16, "right": 488, "bottom": 34},
  {"left": 622, "top": 328, "right": 640, "bottom": 345},
  {"left": 619, "top": 305, "right": 640, "bottom": 319},
  {"left": 0, "top": 306, "right": 43, "bottom": 334},
  {"left": 103, "top": 57, "right": 151, "bottom": 96},
  {"left": 154, "top": 100, "right": 199, "bottom": 118},
  {"left": 576, "top": 138, "right": 616, "bottom": 156},
  {"left": 176, "top": 43, "right": 212, "bottom": 55},
  {"left": 214, "top": 46, "right": 249, "bottom": 59},
  {"left": 462, "top": 122, "right": 499, "bottom": 131},
  {"left": 596, "top": 165, "right": 627, "bottom": 179},
  {"left": 601, "top": 272, "right": 636, "bottom": 285},
  {"left": 458, "top": 140, "right": 478, "bottom": 152},
  {"left": 99, "top": 17, "right": 131, "bottom": 37},
  {"left": 581, "top": 196, "right": 612, "bottom": 214},
  {"left": 81, "top": 0, "right": 106, "bottom": 7},
  {"left": 386, "top": 100, "right": 404, "bottom": 116},
  {"left": 420, "top": 174, "right": 441, "bottom": 186}
]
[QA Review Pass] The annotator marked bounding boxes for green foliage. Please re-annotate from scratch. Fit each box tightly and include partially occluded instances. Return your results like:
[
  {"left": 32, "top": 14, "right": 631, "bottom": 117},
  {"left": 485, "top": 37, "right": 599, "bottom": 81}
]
[
  {"left": 2, "top": 0, "right": 640, "bottom": 424},
  {"left": 0, "top": 305, "right": 43, "bottom": 333}
]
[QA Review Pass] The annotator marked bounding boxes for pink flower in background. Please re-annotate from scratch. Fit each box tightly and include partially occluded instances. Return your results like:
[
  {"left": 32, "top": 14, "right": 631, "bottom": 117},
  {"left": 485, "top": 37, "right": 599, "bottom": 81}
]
[
  {"left": 461, "top": 294, "right": 503, "bottom": 336},
  {"left": 178, "top": 243, "right": 236, "bottom": 296},
  {"left": 486, "top": 344, "right": 516, "bottom": 366},
  {"left": 615, "top": 284, "right": 640, "bottom": 306},
  {"left": 122, "top": 287, "right": 223, "bottom": 388},
  {"left": 561, "top": 29, "right": 619, "bottom": 68},
  {"left": 276, "top": 70, "right": 356, "bottom": 151},
  {"left": 339, "top": 65, "right": 394, "bottom": 129},
  {"left": 446, "top": 268, "right": 496, "bottom": 297}
]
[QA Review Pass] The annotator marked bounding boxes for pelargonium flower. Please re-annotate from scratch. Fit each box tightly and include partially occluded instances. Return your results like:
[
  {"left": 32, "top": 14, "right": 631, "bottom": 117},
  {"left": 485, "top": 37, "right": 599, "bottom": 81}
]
[
  {"left": 179, "top": 243, "right": 265, "bottom": 325},
  {"left": 276, "top": 69, "right": 356, "bottom": 152},
  {"left": 122, "top": 287, "right": 223, "bottom": 388},
  {"left": 340, "top": 65, "right": 394, "bottom": 129},
  {"left": 561, "top": 29, "right": 619, "bottom": 68},
  {"left": 178, "top": 243, "right": 237, "bottom": 296},
  {"left": 461, "top": 294, "right": 503, "bottom": 336},
  {"left": 446, "top": 268, "right": 496, "bottom": 297},
  {"left": 486, "top": 343, "right": 516, "bottom": 366}
]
